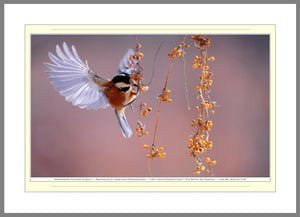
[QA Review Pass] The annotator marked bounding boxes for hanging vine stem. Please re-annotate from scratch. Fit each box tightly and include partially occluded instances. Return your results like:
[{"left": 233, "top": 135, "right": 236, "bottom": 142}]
[
  {"left": 182, "top": 54, "right": 191, "bottom": 110},
  {"left": 147, "top": 58, "right": 175, "bottom": 177},
  {"left": 152, "top": 58, "right": 175, "bottom": 145},
  {"left": 147, "top": 37, "right": 166, "bottom": 87},
  {"left": 146, "top": 37, "right": 190, "bottom": 177},
  {"left": 189, "top": 35, "right": 217, "bottom": 175}
]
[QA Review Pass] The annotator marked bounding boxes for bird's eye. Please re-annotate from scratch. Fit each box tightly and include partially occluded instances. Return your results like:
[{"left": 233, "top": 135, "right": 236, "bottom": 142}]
[{"left": 118, "top": 86, "right": 130, "bottom": 92}]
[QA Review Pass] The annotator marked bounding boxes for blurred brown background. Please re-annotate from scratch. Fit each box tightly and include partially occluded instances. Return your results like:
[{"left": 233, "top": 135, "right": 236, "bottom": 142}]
[{"left": 31, "top": 35, "right": 269, "bottom": 177}]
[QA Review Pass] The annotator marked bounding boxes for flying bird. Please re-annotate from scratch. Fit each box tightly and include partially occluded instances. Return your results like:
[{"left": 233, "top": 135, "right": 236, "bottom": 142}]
[{"left": 44, "top": 42, "right": 138, "bottom": 138}]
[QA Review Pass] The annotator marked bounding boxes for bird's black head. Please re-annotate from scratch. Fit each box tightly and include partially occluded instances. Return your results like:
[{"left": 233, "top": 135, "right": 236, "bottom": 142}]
[
  {"left": 112, "top": 74, "right": 131, "bottom": 85},
  {"left": 112, "top": 74, "right": 131, "bottom": 92}
]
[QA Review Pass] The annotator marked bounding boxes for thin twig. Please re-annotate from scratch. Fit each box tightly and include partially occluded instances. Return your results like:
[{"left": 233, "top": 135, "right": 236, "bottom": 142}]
[
  {"left": 147, "top": 38, "right": 166, "bottom": 86},
  {"left": 182, "top": 54, "right": 191, "bottom": 110},
  {"left": 148, "top": 158, "right": 152, "bottom": 177}
]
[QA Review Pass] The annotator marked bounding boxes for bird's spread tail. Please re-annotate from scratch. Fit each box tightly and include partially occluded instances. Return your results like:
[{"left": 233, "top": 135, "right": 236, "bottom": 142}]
[{"left": 115, "top": 109, "right": 132, "bottom": 138}]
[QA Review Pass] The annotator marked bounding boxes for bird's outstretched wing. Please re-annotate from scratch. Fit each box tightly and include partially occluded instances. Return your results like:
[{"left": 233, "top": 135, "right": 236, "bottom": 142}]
[
  {"left": 45, "top": 42, "right": 109, "bottom": 110},
  {"left": 117, "top": 49, "right": 137, "bottom": 75}
]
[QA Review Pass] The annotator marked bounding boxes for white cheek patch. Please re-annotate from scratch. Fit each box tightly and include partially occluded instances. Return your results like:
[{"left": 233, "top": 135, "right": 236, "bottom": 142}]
[{"left": 115, "top": 82, "right": 131, "bottom": 89}]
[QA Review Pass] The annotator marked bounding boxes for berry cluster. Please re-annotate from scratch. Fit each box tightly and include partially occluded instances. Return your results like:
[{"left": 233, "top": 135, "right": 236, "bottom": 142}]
[
  {"left": 189, "top": 35, "right": 217, "bottom": 175},
  {"left": 159, "top": 89, "right": 172, "bottom": 103},
  {"left": 141, "top": 103, "right": 152, "bottom": 116},
  {"left": 168, "top": 42, "right": 190, "bottom": 59},
  {"left": 190, "top": 35, "right": 211, "bottom": 49},
  {"left": 191, "top": 118, "right": 213, "bottom": 133},
  {"left": 193, "top": 157, "right": 216, "bottom": 174},
  {"left": 136, "top": 120, "right": 149, "bottom": 138},
  {"left": 194, "top": 58, "right": 215, "bottom": 96},
  {"left": 128, "top": 43, "right": 146, "bottom": 93},
  {"left": 144, "top": 145, "right": 166, "bottom": 159},
  {"left": 128, "top": 51, "right": 144, "bottom": 67},
  {"left": 128, "top": 41, "right": 152, "bottom": 140}
]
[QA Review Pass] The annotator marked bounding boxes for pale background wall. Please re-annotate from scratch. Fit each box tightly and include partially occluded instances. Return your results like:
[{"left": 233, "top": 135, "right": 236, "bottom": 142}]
[{"left": 31, "top": 34, "right": 269, "bottom": 177}]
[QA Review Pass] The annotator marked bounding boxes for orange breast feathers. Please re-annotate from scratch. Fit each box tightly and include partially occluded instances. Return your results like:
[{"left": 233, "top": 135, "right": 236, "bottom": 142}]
[{"left": 102, "top": 81, "right": 126, "bottom": 110}]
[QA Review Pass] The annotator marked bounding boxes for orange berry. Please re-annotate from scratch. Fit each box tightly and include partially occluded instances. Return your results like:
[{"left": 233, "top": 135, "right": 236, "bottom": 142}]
[
  {"left": 206, "top": 169, "right": 210, "bottom": 173},
  {"left": 209, "top": 72, "right": 213, "bottom": 76},
  {"left": 210, "top": 57, "right": 215, "bottom": 61},
  {"left": 142, "top": 103, "right": 147, "bottom": 107},
  {"left": 144, "top": 131, "right": 149, "bottom": 136},
  {"left": 140, "top": 86, "right": 149, "bottom": 92},
  {"left": 139, "top": 53, "right": 144, "bottom": 58},
  {"left": 143, "top": 145, "right": 149, "bottom": 149},
  {"left": 200, "top": 166, "right": 205, "bottom": 171},
  {"left": 193, "top": 64, "right": 197, "bottom": 69},
  {"left": 147, "top": 107, "right": 152, "bottom": 112},
  {"left": 166, "top": 89, "right": 171, "bottom": 94},
  {"left": 129, "top": 63, "right": 133, "bottom": 67},
  {"left": 166, "top": 99, "right": 172, "bottom": 103},
  {"left": 209, "top": 161, "right": 217, "bottom": 165},
  {"left": 188, "top": 139, "right": 193, "bottom": 143},
  {"left": 195, "top": 106, "right": 200, "bottom": 110},
  {"left": 210, "top": 110, "right": 215, "bottom": 114},
  {"left": 160, "top": 153, "right": 166, "bottom": 159},
  {"left": 138, "top": 44, "right": 142, "bottom": 48},
  {"left": 136, "top": 128, "right": 141, "bottom": 133},
  {"left": 129, "top": 56, "right": 134, "bottom": 61},
  {"left": 141, "top": 110, "right": 148, "bottom": 116},
  {"left": 205, "top": 66, "right": 209, "bottom": 70},
  {"left": 205, "top": 157, "right": 210, "bottom": 162},
  {"left": 157, "top": 147, "right": 164, "bottom": 152},
  {"left": 194, "top": 170, "right": 200, "bottom": 174},
  {"left": 138, "top": 134, "right": 143, "bottom": 138}
]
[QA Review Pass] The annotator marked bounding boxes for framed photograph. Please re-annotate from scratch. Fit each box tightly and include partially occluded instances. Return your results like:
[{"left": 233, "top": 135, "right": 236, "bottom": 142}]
[{"left": 26, "top": 24, "right": 275, "bottom": 192}]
